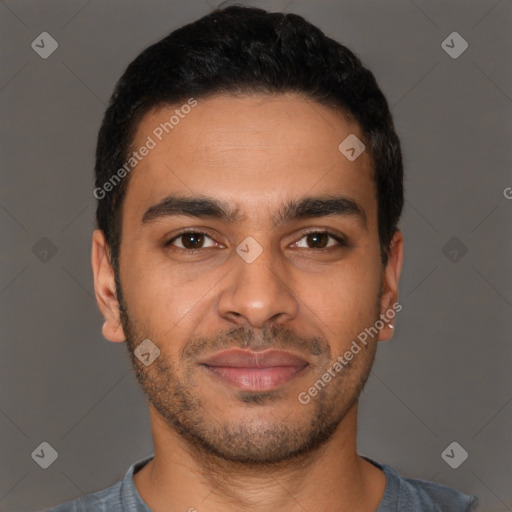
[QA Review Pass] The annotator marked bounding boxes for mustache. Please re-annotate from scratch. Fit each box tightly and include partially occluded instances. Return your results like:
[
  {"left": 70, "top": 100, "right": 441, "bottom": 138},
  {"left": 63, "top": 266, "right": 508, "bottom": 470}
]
[{"left": 181, "top": 323, "right": 329, "bottom": 360}]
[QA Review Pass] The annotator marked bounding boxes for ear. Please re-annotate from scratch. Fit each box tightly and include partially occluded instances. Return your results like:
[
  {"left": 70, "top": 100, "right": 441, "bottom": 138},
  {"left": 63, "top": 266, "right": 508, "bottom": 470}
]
[
  {"left": 91, "top": 229, "right": 126, "bottom": 342},
  {"left": 378, "top": 229, "right": 403, "bottom": 342}
]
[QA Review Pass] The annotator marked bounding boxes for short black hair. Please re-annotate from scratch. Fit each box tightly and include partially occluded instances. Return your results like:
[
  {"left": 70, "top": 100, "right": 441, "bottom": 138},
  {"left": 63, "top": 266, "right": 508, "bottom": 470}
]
[{"left": 94, "top": 4, "right": 404, "bottom": 274}]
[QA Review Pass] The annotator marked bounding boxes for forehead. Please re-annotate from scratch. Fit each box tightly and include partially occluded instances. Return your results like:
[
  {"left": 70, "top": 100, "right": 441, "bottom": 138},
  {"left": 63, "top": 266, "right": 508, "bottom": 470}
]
[{"left": 123, "top": 93, "right": 376, "bottom": 228}]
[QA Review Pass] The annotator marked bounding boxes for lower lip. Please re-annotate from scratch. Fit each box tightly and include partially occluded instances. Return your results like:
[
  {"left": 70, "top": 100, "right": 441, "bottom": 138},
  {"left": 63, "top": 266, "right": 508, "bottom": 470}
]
[{"left": 203, "top": 365, "right": 307, "bottom": 391}]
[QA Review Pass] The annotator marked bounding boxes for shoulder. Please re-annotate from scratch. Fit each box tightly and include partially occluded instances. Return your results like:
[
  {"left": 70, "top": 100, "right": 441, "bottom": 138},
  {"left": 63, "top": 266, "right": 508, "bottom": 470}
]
[
  {"left": 394, "top": 474, "right": 479, "bottom": 511},
  {"left": 363, "top": 456, "right": 479, "bottom": 512},
  {"left": 40, "top": 454, "right": 154, "bottom": 512},
  {"left": 41, "top": 481, "right": 123, "bottom": 512}
]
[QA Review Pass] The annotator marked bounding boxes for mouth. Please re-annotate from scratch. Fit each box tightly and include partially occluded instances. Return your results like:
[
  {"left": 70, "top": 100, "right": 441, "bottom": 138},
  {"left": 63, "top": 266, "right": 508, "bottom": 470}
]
[{"left": 200, "top": 349, "right": 309, "bottom": 392}]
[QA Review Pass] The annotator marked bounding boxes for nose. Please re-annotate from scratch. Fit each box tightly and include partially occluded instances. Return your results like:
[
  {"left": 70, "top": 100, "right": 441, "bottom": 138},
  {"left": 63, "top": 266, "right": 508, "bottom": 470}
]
[{"left": 217, "top": 240, "right": 299, "bottom": 329}]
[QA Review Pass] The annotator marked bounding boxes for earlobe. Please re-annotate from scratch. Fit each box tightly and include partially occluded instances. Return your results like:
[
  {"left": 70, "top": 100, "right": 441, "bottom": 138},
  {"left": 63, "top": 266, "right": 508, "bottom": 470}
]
[
  {"left": 378, "top": 229, "right": 404, "bottom": 342},
  {"left": 102, "top": 319, "right": 125, "bottom": 343},
  {"left": 91, "top": 229, "right": 126, "bottom": 343}
]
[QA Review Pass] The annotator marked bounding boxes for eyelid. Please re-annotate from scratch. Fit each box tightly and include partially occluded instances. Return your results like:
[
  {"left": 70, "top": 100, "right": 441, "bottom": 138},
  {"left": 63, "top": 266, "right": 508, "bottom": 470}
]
[{"left": 164, "top": 228, "right": 347, "bottom": 251}]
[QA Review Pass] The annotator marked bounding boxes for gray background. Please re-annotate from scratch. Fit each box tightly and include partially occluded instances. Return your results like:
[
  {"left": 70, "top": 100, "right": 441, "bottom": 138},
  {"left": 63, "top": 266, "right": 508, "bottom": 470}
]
[{"left": 0, "top": 0, "right": 511, "bottom": 510}]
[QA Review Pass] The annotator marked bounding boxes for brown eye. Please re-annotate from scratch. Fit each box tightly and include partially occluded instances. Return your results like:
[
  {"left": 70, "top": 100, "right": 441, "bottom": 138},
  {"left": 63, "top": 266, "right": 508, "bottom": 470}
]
[
  {"left": 181, "top": 233, "right": 204, "bottom": 249},
  {"left": 306, "top": 232, "right": 329, "bottom": 249},
  {"left": 294, "top": 231, "right": 346, "bottom": 250},
  {"left": 166, "top": 231, "right": 216, "bottom": 250}
]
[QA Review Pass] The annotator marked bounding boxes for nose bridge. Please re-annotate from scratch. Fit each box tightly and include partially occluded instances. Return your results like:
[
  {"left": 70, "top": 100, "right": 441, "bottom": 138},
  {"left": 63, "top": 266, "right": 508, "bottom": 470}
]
[{"left": 217, "top": 235, "right": 299, "bottom": 328}]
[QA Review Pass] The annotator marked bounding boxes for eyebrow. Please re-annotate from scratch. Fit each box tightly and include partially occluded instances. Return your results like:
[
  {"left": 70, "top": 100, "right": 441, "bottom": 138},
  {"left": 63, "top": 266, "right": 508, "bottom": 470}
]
[{"left": 142, "top": 194, "right": 367, "bottom": 229}]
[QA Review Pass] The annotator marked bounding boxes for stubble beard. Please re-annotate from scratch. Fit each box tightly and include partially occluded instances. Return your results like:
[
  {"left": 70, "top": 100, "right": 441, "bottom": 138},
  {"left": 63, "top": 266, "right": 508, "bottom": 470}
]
[{"left": 115, "top": 277, "right": 378, "bottom": 467}]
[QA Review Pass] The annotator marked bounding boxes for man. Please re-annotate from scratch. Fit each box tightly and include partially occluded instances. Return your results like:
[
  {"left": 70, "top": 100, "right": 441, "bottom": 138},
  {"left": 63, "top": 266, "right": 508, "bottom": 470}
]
[{"left": 45, "top": 5, "right": 478, "bottom": 511}]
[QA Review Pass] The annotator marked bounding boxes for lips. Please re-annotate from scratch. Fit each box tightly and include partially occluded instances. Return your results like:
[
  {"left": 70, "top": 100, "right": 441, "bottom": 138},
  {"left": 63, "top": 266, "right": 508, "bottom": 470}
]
[
  {"left": 200, "top": 349, "right": 309, "bottom": 391},
  {"left": 202, "top": 349, "right": 308, "bottom": 368}
]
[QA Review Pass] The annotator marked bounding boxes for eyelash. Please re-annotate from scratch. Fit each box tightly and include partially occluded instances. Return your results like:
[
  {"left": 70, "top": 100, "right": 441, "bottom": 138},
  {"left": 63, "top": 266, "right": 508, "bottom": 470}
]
[{"left": 164, "top": 229, "right": 347, "bottom": 253}]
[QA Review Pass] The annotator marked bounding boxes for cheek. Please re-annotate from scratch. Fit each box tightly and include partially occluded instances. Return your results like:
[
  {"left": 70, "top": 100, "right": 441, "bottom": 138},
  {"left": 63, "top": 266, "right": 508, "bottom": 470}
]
[
  {"left": 120, "top": 252, "right": 223, "bottom": 340},
  {"left": 301, "top": 259, "right": 382, "bottom": 340}
]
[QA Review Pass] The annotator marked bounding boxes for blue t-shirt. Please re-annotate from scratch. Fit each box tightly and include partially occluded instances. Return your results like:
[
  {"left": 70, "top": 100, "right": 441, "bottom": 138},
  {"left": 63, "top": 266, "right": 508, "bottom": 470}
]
[{"left": 42, "top": 453, "right": 478, "bottom": 511}]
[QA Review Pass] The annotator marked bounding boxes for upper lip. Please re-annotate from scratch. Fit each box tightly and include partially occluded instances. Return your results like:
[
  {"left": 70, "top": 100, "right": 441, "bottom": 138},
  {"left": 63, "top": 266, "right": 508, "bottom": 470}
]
[{"left": 200, "top": 349, "right": 309, "bottom": 368}]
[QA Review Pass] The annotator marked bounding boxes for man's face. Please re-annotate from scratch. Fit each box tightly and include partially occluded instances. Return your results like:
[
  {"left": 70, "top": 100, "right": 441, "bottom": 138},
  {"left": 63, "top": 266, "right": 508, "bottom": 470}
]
[{"left": 96, "top": 93, "right": 401, "bottom": 463}]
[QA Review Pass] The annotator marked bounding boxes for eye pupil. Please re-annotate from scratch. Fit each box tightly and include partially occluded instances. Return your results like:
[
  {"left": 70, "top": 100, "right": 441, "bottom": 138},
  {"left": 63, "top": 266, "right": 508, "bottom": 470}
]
[
  {"left": 182, "top": 233, "right": 203, "bottom": 249},
  {"left": 308, "top": 232, "right": 328, "bottom": 249}
]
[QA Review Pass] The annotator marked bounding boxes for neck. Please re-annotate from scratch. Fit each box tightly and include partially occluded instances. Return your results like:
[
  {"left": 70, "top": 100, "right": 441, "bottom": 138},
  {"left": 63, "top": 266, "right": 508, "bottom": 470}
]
[{"left": 133, "top": 401, "right": 386, "bottom": 512}]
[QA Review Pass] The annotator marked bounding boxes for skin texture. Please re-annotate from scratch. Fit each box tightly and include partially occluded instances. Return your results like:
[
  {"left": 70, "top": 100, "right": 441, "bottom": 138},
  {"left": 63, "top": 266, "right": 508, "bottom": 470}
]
[{"left": 92, "top": 93, "right": 403, "bottom": 512}]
